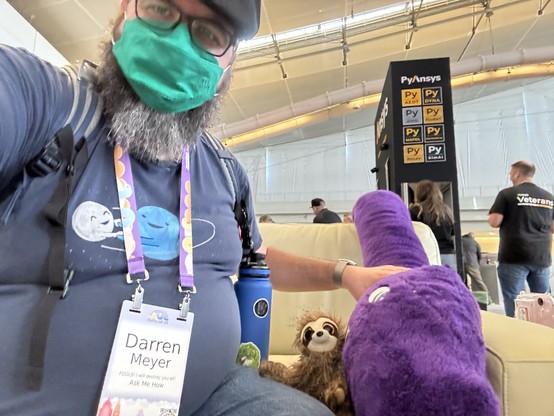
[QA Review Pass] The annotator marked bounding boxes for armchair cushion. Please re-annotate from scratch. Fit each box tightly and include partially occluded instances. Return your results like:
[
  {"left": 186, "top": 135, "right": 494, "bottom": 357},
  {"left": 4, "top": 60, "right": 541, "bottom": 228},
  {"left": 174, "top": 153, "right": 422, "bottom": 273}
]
[{"left": 260, "top": 222, "right": 440, "bottom": 356}]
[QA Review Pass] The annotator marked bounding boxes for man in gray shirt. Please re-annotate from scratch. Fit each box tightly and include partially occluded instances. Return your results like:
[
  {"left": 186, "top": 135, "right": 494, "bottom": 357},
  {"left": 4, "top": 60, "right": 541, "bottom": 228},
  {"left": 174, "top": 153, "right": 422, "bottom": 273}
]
[{"left": 462, "top": 233, "right": 488, "bottom": 293}]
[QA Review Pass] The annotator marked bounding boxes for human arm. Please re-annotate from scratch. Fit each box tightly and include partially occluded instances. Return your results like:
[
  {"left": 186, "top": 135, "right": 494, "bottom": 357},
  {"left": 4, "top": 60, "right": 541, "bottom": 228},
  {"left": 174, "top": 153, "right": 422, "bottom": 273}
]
[
  {"left": 0, "top": 46, "right": 102, "bottom": 199},
  {"left": 0, "top": 46, "right": 77, "bottom": 191},
  {"left": 488, "top": 191, "right": 506, "bottom": 229},
  {"left": 488, "top": 213, "right": 503, "bottom": 228},
  {"left": 263, "top": 245, "right": 407, "bottom": 301}
]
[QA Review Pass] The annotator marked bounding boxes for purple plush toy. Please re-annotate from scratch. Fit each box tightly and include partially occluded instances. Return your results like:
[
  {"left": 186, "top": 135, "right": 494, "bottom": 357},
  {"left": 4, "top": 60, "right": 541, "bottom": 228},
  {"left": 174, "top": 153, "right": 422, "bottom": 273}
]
[{"left": 343, "top": 190, "right": 499, "bottom": 416}]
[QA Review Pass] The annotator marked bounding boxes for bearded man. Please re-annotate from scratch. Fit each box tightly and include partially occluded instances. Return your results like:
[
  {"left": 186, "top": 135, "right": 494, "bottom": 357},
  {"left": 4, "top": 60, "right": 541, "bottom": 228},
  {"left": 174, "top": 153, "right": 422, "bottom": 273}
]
[{"left": 0, "top": 1, "right": 405, "bottom": 414}]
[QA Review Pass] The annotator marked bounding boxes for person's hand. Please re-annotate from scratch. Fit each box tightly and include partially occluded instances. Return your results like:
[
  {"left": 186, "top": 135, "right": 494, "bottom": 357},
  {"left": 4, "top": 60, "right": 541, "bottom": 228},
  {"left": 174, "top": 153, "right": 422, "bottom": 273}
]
[{"left": 342, "top": 264, "right": 408, "bottom": 301}]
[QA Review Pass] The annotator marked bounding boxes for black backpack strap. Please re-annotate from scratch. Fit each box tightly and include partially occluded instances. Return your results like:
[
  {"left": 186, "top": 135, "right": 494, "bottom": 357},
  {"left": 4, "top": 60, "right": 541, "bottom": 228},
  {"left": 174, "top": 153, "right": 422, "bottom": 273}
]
[
  {"left": 236, "top": 199, "right": 254, "bottom": 259},
  {"left": 202, "top": 132, "right": 254, "bottom": 259},
  {"left": 219, "top": 157, "right": 254, "bottom": 260},
  {"left": 26, "top": 125, "right": 88, "bottom": 390},
  {"left": 1, "top": 127, "right": 75, "bottom": 225},
  {"left": 214, "top": 146, "right": 253, "bottom": 257}
]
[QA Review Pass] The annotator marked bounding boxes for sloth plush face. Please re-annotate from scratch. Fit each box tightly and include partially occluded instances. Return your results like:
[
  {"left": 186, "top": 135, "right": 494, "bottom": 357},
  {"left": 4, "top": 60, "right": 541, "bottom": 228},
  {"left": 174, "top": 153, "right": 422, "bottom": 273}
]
[
  {"left": 300, "top": 317, "right": 340, "bottom": 353},
  {"left": 294, "top": 311, "right": 346, "bottom": 358}
]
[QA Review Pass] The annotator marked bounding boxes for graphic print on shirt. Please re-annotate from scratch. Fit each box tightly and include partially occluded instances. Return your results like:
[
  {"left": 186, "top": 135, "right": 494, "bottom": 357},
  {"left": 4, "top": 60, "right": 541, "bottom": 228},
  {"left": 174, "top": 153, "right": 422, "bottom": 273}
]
[
  {"left": 72, "top": 201, "right": 124, "bottom": 242},
  {"left": 137, "top": 205, "right": 179, "bottom": 260},
  {"left": 71, "top": 201, "right": 216, "bottom": 261},
  {"left": 69, "top": 143, "right": 219, "bottom": 263},
  {"left": 516, "top": 193, "right": 554, "bottom": 209}
]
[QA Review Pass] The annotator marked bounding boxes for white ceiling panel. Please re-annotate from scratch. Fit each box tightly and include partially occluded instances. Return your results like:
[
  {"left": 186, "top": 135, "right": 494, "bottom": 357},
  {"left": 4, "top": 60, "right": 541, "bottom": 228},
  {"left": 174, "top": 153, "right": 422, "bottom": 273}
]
[
  {"left": 77, "top": 0, "right": 119, "bottom": 29},
  {"left": 233, "top": 60, "right": 285, "bottom": 87},
  {"left": 10, "top": 1, "right": 105, "bottom": 46},
  {"left": 226, "top": 79, "right": 294, "bottom": 115},
  {"left": 285, "top": 71, "right": 345, "bottom": 101}
]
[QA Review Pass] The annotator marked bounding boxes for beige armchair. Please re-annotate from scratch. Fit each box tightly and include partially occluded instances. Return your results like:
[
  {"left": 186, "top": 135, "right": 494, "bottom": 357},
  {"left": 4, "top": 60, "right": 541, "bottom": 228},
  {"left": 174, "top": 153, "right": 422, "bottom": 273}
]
[{"left": 260, "top": 222, "right": 554, "bottom": 416}]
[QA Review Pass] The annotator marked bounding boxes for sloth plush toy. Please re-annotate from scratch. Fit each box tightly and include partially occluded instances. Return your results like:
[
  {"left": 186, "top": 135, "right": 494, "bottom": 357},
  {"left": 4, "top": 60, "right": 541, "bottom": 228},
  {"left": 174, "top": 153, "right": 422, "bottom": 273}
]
[
  {"left": 259, "top": 311, "right": 353, "bottom": 415},
  {"left": 343, "top": 190, "right": 499, "bottom": 416}
]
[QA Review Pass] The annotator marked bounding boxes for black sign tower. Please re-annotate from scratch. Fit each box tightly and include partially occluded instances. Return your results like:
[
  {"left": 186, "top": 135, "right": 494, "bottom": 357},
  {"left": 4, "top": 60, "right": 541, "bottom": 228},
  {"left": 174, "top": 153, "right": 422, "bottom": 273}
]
[{"left": 373, "top": 57, "right": 464, "bottom": 277}]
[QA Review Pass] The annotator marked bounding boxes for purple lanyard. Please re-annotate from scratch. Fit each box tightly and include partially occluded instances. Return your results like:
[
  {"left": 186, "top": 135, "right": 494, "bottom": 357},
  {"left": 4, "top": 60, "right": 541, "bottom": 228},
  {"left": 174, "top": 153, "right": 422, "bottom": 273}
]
[{"left": 114, "top": 146, "right": 194, "bottom": 291}]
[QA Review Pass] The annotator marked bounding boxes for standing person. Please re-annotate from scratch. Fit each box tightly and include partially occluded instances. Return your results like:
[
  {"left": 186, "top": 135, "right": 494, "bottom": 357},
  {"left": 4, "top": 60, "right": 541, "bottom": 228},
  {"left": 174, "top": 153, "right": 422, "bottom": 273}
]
[
  {"left": 0, "top": 1, "right": 405, "bottom": 414},
  {"left": 488, "top": 160, "right": 554, "bottom": 317},
  {"left": 343, "top": 213, "right": 354, "bottom": 223},
  {"left": 462, "top": 233, "right": 489, "bottom": 293},
  {"left": 310, "top": 198, "right": 342, "bottom": 223},
  {"left": 409, "top": 180, "right": 456, "bottom": 269}
]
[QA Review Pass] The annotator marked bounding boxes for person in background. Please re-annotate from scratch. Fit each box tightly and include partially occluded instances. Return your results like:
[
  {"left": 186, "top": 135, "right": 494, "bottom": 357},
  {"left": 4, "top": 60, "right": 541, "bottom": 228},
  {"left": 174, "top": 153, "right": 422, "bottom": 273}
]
[
  {"left": 343, "top": 213, "right": 353, "bottom": 223},
  {"left": 462, "top": 233, "right": 489, "bottom": 293},
  {"left": 310, "top": 198, "right": 342, "bottom": 224},
  {"left": 409, "top": 180, "right": 456, "bottom": 269},
  {"left": 0, "top": 1, "right": 405, "bottom": 414},
  {"left": 488, "top": 160, "right": 554, "bottom": 317},
  {"left": 259, "top": 214, "right": 275, "bottom": 223}
]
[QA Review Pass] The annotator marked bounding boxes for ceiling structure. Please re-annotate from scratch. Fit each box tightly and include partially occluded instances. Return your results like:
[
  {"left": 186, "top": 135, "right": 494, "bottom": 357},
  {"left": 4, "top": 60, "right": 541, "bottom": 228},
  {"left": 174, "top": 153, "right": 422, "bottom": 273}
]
[{"left": 7, "top": 0, "right": 554, "bottom": 151}]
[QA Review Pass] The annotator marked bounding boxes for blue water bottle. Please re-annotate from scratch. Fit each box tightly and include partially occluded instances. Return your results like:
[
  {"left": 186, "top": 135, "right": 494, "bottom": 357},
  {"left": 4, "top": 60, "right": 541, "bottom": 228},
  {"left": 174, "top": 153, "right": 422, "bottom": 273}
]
[{"left": 234, "top": 252, "right": 272, "bottom": 360}]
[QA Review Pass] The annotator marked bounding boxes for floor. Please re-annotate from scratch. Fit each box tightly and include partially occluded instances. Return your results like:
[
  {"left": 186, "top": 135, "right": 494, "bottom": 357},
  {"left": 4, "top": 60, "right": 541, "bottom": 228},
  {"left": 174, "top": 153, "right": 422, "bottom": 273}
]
[
  {"left": 486, "top": 302, "right": 505, "bottom": 315},
  {"left": 470, "top": 266, "right": 506, "bottom": 315}
]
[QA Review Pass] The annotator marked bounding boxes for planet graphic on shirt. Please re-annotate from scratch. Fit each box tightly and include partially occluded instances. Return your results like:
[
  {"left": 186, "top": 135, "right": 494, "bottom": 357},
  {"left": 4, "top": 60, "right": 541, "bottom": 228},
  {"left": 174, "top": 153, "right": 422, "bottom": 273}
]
[
  {"left": 136, "top": 207, "right": 217, "bottom": 261},
  {"left": 137, "top": 206, "right": 179, "bottom": 261},
  {"left": 72, "top": 201, "right": 118, "bottom": 242}
]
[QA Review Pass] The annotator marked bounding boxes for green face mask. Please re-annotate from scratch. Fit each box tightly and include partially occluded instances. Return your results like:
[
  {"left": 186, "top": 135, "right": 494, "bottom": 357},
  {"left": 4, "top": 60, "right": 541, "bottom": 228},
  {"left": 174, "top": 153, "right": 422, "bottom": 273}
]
[{"left": 113, "top": 18, "right": 224, "bottom": 113}]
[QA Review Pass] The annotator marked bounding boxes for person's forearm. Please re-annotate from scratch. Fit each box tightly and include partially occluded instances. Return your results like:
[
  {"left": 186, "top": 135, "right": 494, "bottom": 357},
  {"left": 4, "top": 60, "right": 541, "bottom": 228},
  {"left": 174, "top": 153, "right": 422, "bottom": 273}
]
[
  {"left": 265, "top": 246, "right": 337, "bottom": 292},
  {"left": 488, "top": 213, "right": 503, "bottom": 228},
  {"left": 265, "top": 246, "right": 407, "bottom": 300}
]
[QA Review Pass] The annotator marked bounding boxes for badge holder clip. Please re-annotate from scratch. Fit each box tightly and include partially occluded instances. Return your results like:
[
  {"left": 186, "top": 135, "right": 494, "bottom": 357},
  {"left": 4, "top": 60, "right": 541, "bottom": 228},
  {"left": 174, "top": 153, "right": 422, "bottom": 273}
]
[
  {"left": 127, "top": 270, "right": 149, "bottom": 313},
  {"left": 178, "top": 290, "right": 193, "bottom": 321},
  {"left": 130, "top": 281, "right": 144, "bottom": 312}
]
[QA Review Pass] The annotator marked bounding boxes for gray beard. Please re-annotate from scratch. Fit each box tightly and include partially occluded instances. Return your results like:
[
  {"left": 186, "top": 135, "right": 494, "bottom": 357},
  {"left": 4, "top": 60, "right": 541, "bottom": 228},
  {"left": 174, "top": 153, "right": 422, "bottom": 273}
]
[{"left": 95, "top": 40, "right": 230, "bottom": 162}]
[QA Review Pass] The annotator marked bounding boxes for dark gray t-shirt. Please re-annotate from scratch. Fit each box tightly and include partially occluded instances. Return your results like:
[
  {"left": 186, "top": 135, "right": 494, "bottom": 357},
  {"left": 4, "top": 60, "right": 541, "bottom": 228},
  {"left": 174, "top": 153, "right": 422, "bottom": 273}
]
[
  {"left": 313, "top": 208, "right": 342, "bottom": 224},
  {"left": 0, "top": 45, "right": 261, "bottom": 415},
  {"left": 489, "top": 182, "right": 554, "bottom": 267}
]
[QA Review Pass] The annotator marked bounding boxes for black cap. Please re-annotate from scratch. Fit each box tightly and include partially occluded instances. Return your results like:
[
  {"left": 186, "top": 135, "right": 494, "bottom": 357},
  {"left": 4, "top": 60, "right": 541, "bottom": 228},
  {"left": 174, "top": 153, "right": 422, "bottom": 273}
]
[
  {"left": 310, "top": 198, "right": 325, "bottom": 208},
  {"left": 202, "top": 0, "right": 261, "bottom": 40}
]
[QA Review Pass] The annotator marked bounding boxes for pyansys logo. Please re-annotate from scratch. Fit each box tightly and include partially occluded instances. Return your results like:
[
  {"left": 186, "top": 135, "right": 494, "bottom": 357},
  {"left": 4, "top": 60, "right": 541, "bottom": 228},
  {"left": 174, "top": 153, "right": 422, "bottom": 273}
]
[{"left": 400, "top": 75, "right": 442, "bottom": 85}]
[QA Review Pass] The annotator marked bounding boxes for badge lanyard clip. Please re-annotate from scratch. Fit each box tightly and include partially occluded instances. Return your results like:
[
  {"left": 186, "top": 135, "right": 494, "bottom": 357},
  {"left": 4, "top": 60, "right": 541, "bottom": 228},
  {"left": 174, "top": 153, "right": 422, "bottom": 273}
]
[
  {"left": 126, "top": 270, "right": 149, "bottom": 312},
  {"left": 130, "top": 280, "right": 145, "bottom": 312},
  {"left": 178, "top": 290, "right": 193, "bottom": 321}
]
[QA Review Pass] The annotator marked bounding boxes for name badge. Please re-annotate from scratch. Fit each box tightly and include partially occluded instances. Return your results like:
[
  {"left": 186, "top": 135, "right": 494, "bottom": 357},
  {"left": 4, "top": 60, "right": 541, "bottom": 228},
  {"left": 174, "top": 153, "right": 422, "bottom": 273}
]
[{"left": 96, "top": 301, "right": 194, "bottom": 416}]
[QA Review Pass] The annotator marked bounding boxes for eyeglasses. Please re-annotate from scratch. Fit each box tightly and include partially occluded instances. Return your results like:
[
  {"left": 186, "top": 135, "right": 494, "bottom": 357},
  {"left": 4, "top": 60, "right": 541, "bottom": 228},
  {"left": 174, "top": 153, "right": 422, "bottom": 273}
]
[{"left": 135, "top": 0, "right": 235, "bottom": 57}]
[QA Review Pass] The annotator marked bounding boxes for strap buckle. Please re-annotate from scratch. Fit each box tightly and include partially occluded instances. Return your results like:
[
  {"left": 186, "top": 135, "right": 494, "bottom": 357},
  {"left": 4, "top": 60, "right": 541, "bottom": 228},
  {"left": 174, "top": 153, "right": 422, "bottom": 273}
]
[
  {"left": 126, "top": 269, "right": 150, "bottom": 285},
  {"left": 47, "top": 268, "right": 74, "bottom": 299},
  {"left": 178, "top": 285, "right": 196, "bottom": 294},
  {"left": 26, "top": 137, "right": 63, "bottom": 178}
]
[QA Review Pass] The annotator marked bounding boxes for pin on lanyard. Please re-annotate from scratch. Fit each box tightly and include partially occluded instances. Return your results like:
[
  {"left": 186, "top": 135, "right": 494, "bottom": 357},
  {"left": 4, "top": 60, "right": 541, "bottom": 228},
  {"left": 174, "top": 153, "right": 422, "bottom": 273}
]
[{"left": 114, "top": 146, "right": 195, "bottom": 318}]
